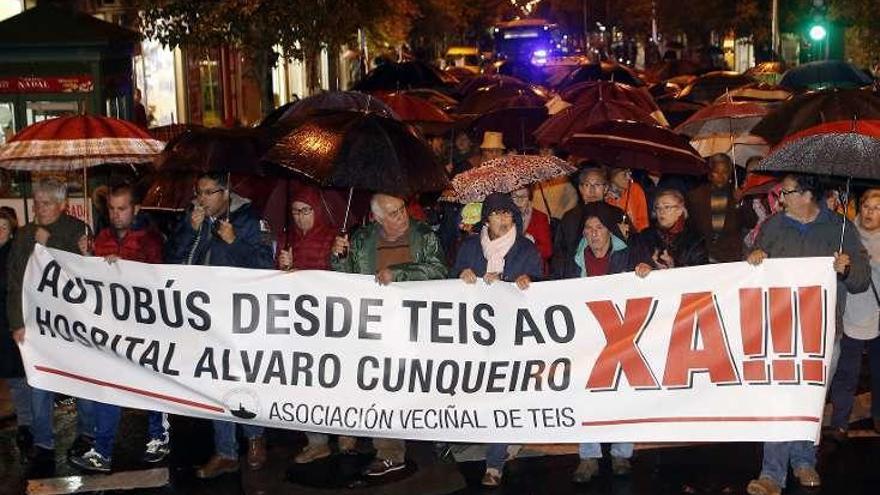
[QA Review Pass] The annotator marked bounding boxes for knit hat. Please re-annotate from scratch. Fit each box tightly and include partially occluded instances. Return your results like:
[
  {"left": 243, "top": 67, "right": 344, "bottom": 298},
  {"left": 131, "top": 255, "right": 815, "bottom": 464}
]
[
  {"left": 481, "top": 192, "right": 524, "bottom": 233},
  {"left": 581, "top": 201, "right": 626, "bottom": 242}
]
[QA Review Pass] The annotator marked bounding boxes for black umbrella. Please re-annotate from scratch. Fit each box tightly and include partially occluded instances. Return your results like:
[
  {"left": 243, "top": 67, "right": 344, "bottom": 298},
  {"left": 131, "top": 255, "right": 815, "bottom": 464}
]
[
  {"left": 455, "top": 85, "right": 547, "bottom": 115},
  {"left": 351, "top": 61, "right": 455, "bottom": 92},
  {"left": 556, "top": 62, "right": 645, "bottom": 89},
  {"left": 677, "top": 71, "right": 756, "bottom": 104},
  {"left": 264, "top": 110, "right": 447, "bottom": 196},
  {"left": 469, "top": 106, "right": 548, "bottom": 152},
  {"left": 751, "top": 87, "right": 880, "bottom": 145},
  {"left": 258, "top": 91, "right": 397, "bottom": 127},
  {"left": 780, "top": 60, "right": 873, "bottom": 91},
  {"left": 153, "top": 126, "right": 280, "bottom": 176}
]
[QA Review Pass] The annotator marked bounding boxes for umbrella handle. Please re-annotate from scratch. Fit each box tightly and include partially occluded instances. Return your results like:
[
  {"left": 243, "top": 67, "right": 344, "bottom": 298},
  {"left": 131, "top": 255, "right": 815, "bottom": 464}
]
[
  {"left": 537, "top": 182, "right": 553, "bottom": 218},
  {"left": 838, "top": 177, "right": 851, "bottom": 252}
]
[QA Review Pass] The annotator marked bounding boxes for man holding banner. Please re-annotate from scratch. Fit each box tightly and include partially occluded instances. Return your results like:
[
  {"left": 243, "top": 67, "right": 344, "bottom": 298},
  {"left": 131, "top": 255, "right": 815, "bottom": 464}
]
[
  {"left": 331, "top": 193, "right": 447, "bottom": 477},
  {"left": 168, "top": 172, "right": 275, "bottom": 479},
  {"left": 68, "top": 184, "right": 168, "bottom": 473},
  {"left": 7, "top": 177, "right": 94, "bottom": 474},
  {"left": 746, "top": 174, "right": 869, "bottom": 495}
]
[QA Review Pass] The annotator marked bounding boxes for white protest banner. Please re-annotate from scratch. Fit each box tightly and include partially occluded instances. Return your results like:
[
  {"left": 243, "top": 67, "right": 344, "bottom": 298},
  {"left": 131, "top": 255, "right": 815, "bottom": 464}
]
[{"left": 21, "top": 245, "right": 836, "bottom": 443}]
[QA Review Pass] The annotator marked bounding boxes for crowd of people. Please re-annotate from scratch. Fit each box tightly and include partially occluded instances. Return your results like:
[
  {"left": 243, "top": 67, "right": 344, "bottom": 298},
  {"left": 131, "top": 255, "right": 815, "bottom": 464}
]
[{"left": 1, "top": 127, "right": 879, "bottom": 495}]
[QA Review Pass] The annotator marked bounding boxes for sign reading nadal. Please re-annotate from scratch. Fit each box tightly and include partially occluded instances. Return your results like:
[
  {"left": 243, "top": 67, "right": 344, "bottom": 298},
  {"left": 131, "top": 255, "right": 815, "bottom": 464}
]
[{"left": 20, "top": 246, "right": 835, "bottom": 444}]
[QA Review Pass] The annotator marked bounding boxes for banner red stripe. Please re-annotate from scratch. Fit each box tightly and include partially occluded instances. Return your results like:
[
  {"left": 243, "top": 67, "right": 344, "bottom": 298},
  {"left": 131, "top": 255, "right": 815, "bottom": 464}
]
[
  {"left": 34, "top": 365, "right": 225, "bottom": 413},
  {"left": 582, "top": 416, "right": 820, "bottom": 426}
]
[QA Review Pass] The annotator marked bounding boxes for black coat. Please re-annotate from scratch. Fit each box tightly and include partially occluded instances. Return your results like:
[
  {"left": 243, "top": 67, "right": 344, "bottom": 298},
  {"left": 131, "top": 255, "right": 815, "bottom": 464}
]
[
  {"left": 630, "top": 224, "right": 709, "bottom": 268},
  {"left": 0, "top": 241, "right": 23, "bottom": 378}
]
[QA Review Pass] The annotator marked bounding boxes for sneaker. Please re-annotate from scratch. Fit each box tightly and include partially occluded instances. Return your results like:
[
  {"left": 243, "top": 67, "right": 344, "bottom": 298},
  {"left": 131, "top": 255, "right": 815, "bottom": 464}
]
[
  {"left": 246, "top": 437, "right": 266, "bottom": 471},
  {"left": 69, "top": 448, "right": 111, "bottom": 473},
  {"left": 66, "top": 434, "right": 94, "bottom": 460},
  {"left": 195, "top": 455, "right": 239, "bottom": 479},
  {"left": 611, "top": 456, "right": 632, "bottom": 476},
  {"left": 142, "top": 438, "right": 171, "bottom": 463},
  {"left": 15, "top": 426, "right": 33, "bottom": 459},
  {"left": 746, "top": 477, "right": 782, "bottom": 495},
  {"left": 481, "top": 467, "right": 502, "bottom": 487},
  {"left": 294, "top": 443, "right": 331, "bottom": 464},
  {"left": 793, "top": 466, "right": 821, "bottom": 487},
  {"left": 571, "top": 458, "right": 600, "bottom": 484},
  {"left": 362, "top": 457, "right": 406, "bottom": 477}
]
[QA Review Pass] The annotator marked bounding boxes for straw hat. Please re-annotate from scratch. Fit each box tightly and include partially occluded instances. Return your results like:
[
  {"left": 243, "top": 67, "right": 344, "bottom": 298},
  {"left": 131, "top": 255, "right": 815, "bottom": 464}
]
[{"left": 479, "top": 131, "right": 505, "bottom": 150}]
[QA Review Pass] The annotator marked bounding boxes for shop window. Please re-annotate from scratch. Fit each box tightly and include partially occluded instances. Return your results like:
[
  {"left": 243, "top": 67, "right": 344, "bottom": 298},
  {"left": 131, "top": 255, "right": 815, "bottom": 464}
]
[
  {"left": 25, "top": 100, "right": 85, "bottom": 125},
  {"left": 0, "top": 101, "right": 14, "bottom": 144}
]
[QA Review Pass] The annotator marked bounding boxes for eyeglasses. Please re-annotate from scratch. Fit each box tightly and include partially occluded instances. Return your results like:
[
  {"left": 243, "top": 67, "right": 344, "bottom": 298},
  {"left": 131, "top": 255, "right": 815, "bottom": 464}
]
[
  {"left": 779, "top": 188, "right": 802, "bottom": 197},
  {"left": 291, "top": 206, "right": 314, "bottom": 216},
  {"left": 195, "top": 188, "right": 224, "bottom": 198},
  {"left": 654, "top": 204, "right": 683, "bottom": 213},
  {"left": 510, "top": 193, "right": 530, "bottom": 201}
]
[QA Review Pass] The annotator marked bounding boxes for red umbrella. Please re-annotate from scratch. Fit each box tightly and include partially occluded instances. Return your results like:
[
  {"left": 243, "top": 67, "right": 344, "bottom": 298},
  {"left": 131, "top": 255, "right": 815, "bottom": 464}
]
[
  {"left": 455, "top": 85, "right": 547, "bottom": 115},
  {"left": 372, "top": 91, "right": 452, "bottom": 123},
  {"left": 0, "top": 115, "right": 163, "bottom": 170},
  {"left": 562, "top": 120, "right": 707, "bottom": 175},
  {"left": 676, "top": 100, "right": 769, "bottom": 137},
  {"left": 534, "top": 99, "right": 659, "bottom": 148},
  {"left": 556, "top": 81, "right": 662, "bottom": 118},
  {"left": 740, "top": 173, "right": 779, "bottom": 197},
  {"left": 456, "top": 74, "right": 529, "bottom": 97}
]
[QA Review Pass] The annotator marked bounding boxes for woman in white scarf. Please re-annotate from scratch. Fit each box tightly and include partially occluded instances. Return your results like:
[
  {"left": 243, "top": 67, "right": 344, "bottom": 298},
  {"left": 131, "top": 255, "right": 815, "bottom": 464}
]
[{"left": 450, "top": 192, "right": 543, "bottom": 486}]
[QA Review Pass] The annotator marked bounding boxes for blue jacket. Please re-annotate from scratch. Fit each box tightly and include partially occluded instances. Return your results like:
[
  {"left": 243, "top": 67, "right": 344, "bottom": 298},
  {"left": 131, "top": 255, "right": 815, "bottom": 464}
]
[
  {"left": 167, "top": 194, "right": 274, "bottom": 269},
  {"left": 452, "top": 234, "right": 543, "bottom": 282}
]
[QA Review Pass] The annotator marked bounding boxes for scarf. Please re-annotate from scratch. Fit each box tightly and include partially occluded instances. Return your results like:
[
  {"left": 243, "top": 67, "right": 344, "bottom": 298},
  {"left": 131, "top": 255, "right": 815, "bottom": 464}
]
[
  {"left": 480, "top": 224, "right": 517, "bottom": 275},
  {"left": 520, "top": 204, "right": 533, "bottom": 233},
  {"left": 658, "top": 215, "right": 686, "bottom": 246}
]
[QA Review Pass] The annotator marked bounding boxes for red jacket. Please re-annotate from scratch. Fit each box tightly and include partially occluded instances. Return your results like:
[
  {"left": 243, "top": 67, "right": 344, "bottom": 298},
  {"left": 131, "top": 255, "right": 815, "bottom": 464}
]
[
  {"left": 525, "top": 208, "right": 552, "bottom": 274},
  {"left": 93, "top": 226, "right": 164, "bottom": 264},
  {"left": 275, "top": 186, "right": 337, "bottom": 270}
]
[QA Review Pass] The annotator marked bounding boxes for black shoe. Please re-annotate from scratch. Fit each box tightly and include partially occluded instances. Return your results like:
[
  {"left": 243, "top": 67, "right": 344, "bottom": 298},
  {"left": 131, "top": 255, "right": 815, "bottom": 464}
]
[
  {"left": 15, "top": 426, "right": 33, "bottom": 458},
  {"left": 27, "top": 446, "right": 56, "bottom": 478},
  {"left": 362, "top": 457, "right": 406, "bottom": 476},
  {"left": 66, "top": 435, "right": 94, "bottom": 460}
]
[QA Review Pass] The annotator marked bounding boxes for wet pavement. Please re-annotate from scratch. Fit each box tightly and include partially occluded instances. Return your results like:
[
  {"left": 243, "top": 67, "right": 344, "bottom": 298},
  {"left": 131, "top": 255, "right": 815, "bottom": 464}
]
[{"left": 1, "top": 401, "right": 877, "bottom": 495}]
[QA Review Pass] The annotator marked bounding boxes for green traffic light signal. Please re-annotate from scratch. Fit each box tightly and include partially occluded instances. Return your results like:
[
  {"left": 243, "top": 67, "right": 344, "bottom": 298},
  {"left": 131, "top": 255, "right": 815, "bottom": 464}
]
[{"left": 809, "top": 24, "right": 827, "bottom": 41}]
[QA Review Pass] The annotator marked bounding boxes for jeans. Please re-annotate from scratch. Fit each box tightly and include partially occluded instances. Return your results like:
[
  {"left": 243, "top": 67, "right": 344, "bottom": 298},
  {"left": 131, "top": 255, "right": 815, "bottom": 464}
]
[
  {"left": 6, "top": 378, "right": 33, "bottom": 427},
  {"left": 830, "top": 334, "right": 880, "bottom": 429},
  {"left": 485, "top": 444, "right": 522, "bottom": 470},
  {"left": 31, "top": 387, "right": 95, "bottom": 450},
  {"left": 759, "top": 441, "right": 816, "bottom": 487},
  {"left": 213, "top": 420, "right": 263, "bottom": 459},
  {"left": 93, "top": 402, "right": 170, "bottom": 459},
  {"left": 579, "top": 442, "right": 634, "bottom": 459}
]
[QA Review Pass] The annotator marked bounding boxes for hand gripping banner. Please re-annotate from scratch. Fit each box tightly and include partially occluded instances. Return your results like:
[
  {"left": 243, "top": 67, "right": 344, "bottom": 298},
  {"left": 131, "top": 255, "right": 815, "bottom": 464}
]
[{"left": 21, "top": 245, "right": 836, "bottom": 443}]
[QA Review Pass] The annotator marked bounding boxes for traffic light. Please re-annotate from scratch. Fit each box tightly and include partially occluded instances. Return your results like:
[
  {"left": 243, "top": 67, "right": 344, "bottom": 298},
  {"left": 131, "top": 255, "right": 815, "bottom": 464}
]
[{"left": 808, "top": 23, "right": 827, "bottom": 42}]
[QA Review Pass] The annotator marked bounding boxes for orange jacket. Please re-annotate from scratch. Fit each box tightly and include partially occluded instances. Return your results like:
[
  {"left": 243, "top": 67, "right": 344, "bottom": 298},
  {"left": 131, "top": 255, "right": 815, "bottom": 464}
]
[{"left": 606, "top": 182, "right": 649, "bottom": 233}]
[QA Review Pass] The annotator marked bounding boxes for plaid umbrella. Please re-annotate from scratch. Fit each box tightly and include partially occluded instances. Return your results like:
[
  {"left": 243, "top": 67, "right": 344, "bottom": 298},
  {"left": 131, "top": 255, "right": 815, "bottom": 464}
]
[
  {"left": 755, "top": 120, "right": 880, "bottom": 180},
  {"left": 0, "top": 115, "right": 164, "bottom": 171},
  {"left": 449, "top": 154, "right": 576, "bottom": 203}
]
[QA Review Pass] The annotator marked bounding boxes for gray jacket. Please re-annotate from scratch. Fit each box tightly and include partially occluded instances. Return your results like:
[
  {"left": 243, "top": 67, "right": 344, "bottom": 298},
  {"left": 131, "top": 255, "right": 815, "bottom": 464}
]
[{"left": 756, "top": 208, "right": 870, "bottom": 324}]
